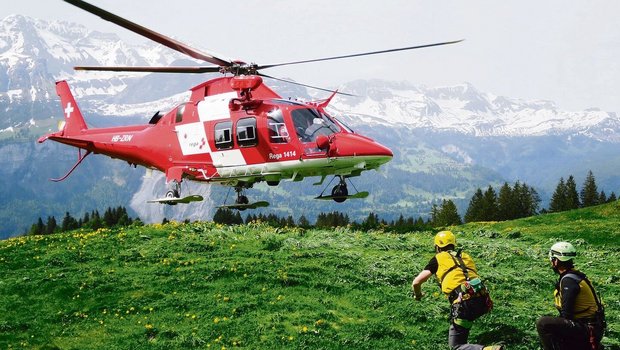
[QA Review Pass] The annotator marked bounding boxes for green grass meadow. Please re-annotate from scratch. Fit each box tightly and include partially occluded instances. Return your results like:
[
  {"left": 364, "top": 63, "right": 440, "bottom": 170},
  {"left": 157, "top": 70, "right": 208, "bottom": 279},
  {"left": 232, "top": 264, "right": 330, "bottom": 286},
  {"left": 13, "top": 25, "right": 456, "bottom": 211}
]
[{"left": 1, "top": 201, "right": 619, "bottom": 349}]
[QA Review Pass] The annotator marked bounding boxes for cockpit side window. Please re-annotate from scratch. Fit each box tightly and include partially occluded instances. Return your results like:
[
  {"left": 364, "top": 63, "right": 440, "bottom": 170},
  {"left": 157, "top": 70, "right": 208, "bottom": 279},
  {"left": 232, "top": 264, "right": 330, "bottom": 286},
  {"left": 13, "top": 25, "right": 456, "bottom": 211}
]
[
  {"left": 267, "top": 108, "right": 289, "bottom": 144},
  {"left": 149, "top": 111, "right": 163, "bottom": 124},
  {"left": 291, "top": 108, "right": 339, "bottom": 143},
  {"left": 175, "top": 103, "right": 186, "bottom": 123}
]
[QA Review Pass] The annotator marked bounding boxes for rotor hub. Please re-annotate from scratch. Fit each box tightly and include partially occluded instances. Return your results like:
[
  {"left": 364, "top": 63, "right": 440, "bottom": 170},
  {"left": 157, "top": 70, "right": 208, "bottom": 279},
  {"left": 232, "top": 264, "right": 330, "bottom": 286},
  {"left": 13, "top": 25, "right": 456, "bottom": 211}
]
[{"left": 221, "top": 61, "right": 259, "bottom": 76}]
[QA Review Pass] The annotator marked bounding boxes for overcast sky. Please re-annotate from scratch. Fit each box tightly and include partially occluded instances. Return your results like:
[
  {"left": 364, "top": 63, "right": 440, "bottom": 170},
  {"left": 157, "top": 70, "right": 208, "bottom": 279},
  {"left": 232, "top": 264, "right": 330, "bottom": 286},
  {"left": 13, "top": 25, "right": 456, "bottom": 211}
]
[{"left": 2, "top": 1, "right": 620, "bottom": 113}]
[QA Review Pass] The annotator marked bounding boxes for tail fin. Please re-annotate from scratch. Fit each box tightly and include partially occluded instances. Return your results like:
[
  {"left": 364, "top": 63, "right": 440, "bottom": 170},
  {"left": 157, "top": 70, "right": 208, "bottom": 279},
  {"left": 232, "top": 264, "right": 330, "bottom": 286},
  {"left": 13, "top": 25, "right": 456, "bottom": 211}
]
[{"left": 56, "top": 80, "right": 88, "bottom": 136}]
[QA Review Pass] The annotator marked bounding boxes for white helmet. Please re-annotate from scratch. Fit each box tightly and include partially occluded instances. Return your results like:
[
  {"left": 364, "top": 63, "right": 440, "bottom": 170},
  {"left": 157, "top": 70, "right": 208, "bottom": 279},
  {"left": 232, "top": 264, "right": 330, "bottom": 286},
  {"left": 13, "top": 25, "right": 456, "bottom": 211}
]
[{"left": 549, "top": 241, "right": 576, "bottom": 262}]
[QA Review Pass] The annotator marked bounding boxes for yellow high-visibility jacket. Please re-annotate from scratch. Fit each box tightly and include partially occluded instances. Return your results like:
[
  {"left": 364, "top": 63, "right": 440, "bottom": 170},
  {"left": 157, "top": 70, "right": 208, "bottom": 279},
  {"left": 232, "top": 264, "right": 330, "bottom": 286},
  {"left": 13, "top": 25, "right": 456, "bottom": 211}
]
[{"left": 435, "top": 251, "right": 479, "bottom": 295}]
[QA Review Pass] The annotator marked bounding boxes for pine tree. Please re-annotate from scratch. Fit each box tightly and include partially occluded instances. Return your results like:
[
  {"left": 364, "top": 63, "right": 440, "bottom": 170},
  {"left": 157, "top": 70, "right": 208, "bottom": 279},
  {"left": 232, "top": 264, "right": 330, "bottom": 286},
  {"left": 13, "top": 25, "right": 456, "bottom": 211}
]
[
  {"left": 298, "top": 215, "right": 310, "bottom": 228},
  {"left": 515, "top": 183, "right": 539, "bottom": 218},
  {"left": 497, "top": 183, "right": 514, "bottom": 221},
  {"left": 61, "top": 212, "right": 79, "bottom": 232},
  {"left": 580, "top": 170, "right": 599, "bottom": 207},
  {"left": 81, "top": 212, "right": 90, "bottom": 227},
  {"left": 317, "top": 213, "right": 325, "bottom": 227},
  {"left": 599, "top": 191, "right": 607, "bottom": 204},
  {"left": 464, "top": 188, "right": 485, "bottom": 223},
  {"left": 233, "top": 211, "right": 243, "bottom": 225},
  {"left": 103, "top": 207, "right": 116, "bottom": 227},
  {"left": 394, "top": 214, "right": 406, "bottom": 229},
  {"left": 430, "top": 204, "right": 439, "bottom": 225},
  {"left": 45, "top": 216, "right": 57, "bottom": 235},
  {"left": 29, "top": 217, "right": 45, "bottom": 235},
  {"left": 317, "top": 211, "right": 350, "bottom": 228},
  {"left": 512, "top": 182, "right": 526, "bottom": 219},
  {"left": 482, "top": 185, "right": 498, "bottom": 221},
  {"left": 362, "top": 212, "right": 380, "bottom": 230},
  {"left": 285, "top": 215, "right": 295, "bottom": 227},
  {"left": 447, "top": 199, "right": 463, "bottom": 225},
  {"left": 608, "top": 192, "right": 617, "bottom": 202},
  {"left": 565, "top": 175, "right": 580, "bottom": 209},
  {"left": 213, "top": 208, "right": 242, "bottom": 225},
  {"left": 414, "top": 217, "right": 425, "bottom": 228},
  {"left": 549, "top": 177, "right": 567, "bottom": 212},
  {"left": 118, "top": 207, "right": 132, "bottom": 226},
  {"left": 245, "top": 214, "right": 256, "bottom": 224},
  {"left": 90, "top": 211, "right": 103, "bottom": 230},
  {"left": 529, "top": 185, "right": 541, "bottom": 216},
  {"left": 432, "top": 199, "right": 462, "bottom": 226}
]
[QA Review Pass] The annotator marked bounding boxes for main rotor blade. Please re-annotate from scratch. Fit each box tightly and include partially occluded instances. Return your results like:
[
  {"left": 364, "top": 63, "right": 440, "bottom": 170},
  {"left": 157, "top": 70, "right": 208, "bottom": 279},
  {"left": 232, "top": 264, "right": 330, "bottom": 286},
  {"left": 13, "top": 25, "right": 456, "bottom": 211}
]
[
  {"left": 64, "top": 0, "right": 233, "bottom": 67},
  {"left": 258, "top": 73, "right": 356, "bottom": 97},
  {"left": 257, "top": 40, "right": 464, "bottom": 70},
  {"left": 74, "top": 65, "right": 222, "bottom": 73}
]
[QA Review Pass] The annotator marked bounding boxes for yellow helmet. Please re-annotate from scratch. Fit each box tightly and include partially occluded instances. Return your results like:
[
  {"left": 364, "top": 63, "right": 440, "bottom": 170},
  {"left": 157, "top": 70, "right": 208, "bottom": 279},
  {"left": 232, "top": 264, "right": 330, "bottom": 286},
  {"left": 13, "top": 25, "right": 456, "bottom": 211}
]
[{"left": 434, "top": 231, "right": 456, "bottom": 248}]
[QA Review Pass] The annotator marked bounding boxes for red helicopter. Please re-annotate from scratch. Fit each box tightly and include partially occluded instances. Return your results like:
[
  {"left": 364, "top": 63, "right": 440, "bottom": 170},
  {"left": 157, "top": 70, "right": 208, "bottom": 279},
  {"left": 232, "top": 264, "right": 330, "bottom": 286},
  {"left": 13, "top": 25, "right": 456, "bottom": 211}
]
[{"left": 38, "top": 0, "right": 461, "bottom": 209}]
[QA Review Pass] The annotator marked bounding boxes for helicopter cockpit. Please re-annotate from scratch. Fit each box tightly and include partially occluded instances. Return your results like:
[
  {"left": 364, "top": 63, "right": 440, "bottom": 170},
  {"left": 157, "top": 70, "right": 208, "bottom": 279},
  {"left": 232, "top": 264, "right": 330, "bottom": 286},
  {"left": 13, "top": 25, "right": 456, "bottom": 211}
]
[{"left": 291, "top": 108, "right": 340, "bottom": 143}]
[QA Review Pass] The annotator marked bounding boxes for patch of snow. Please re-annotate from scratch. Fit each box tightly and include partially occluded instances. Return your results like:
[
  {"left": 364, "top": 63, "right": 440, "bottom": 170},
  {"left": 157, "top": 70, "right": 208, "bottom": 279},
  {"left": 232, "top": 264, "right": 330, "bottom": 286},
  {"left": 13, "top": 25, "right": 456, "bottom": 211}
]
[{"left": 6, "top": 89, "right": 23, "bottom": 103}]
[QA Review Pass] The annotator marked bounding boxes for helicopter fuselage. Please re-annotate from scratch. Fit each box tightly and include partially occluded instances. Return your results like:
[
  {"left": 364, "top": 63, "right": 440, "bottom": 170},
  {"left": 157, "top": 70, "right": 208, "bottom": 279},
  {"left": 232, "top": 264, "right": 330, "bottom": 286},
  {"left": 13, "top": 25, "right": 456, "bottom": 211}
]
[{"left": 39, "top": 76, "right": 392, "bottom": 200}]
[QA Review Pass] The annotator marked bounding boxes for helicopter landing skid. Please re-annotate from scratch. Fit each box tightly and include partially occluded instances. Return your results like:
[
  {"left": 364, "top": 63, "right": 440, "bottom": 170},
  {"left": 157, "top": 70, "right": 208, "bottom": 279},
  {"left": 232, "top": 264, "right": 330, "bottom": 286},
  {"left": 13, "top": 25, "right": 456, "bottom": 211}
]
[
  {"left": 315, "top": 175, "right": 368, "bottom": 203},
  {"left": 315, "top": 191, "right": 369, "bottom": 201},
  {"left": 217, "top": 201, "right": 270, "bottom": 210},
  {"left": 219, "top": 186, "right": 269, "bottom": 210},
  {"left": 147, "top": 194, "right": 204, "bottom": 205}
]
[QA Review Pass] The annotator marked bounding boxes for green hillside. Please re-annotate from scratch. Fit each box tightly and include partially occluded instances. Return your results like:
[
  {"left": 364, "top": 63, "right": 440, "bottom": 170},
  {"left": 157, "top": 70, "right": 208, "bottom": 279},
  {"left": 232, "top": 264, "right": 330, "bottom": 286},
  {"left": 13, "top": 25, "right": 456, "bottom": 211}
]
[{"left": 1, "top": 202, "right": 619, "bottom": 350}]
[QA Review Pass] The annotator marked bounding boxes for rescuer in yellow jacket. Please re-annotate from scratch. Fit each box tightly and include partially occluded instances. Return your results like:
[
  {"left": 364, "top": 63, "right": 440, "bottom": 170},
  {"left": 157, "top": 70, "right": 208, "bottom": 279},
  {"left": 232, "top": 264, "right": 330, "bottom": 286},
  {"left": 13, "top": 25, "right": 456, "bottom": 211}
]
[
  {"left": 412, "top": 231, "right": 501, "bottom": 350},
  {"left": 536, "top": 241, "right": 606, "bottom": 350}
]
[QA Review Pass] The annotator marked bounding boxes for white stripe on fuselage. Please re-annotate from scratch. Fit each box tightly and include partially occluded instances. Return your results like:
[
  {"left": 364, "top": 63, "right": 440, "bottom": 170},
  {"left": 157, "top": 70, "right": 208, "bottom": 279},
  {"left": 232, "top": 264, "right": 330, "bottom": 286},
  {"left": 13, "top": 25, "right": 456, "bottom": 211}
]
[
  {"left": 211, "top": 149, "right": 247, "bottom": 167},
  {"left": 197, "top": 92, "right": 237, "bottom": 122}
]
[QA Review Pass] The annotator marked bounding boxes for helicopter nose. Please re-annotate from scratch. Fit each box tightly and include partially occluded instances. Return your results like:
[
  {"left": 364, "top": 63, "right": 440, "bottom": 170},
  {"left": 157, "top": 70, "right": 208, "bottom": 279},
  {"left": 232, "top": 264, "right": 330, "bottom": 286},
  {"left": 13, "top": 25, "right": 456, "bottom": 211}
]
[{"left": 328, "top": 133, "right": 393, "bottom": 160}]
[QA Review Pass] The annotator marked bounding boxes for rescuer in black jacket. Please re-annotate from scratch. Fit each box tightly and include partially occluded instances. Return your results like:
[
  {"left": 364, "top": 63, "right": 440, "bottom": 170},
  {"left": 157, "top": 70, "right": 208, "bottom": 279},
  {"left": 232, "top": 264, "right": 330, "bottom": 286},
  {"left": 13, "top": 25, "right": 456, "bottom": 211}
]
[{"left": 536, "top": 241, "right": 606, "bottom": 350}]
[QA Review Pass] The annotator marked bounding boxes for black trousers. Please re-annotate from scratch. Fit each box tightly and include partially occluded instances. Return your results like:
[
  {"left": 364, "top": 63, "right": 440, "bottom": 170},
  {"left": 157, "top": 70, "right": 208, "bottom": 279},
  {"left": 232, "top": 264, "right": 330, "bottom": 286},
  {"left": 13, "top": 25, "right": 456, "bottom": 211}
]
[
  {"left": 536, "top": 316, "right": 592, "bottom": 350},
  {"left": 448, "top": 322, "right": 484, "bottom": 350}
]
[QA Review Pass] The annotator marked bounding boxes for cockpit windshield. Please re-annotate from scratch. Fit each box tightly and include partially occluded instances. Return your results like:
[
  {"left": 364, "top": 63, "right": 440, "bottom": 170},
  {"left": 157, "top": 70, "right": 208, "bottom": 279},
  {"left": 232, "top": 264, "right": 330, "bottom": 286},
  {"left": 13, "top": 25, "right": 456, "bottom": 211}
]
[
  {"left": 333, "top": 116, "right": 354, "bottom": 133},
  {"left": 291, "top": 108, "right": 340, "bottom": 143}
]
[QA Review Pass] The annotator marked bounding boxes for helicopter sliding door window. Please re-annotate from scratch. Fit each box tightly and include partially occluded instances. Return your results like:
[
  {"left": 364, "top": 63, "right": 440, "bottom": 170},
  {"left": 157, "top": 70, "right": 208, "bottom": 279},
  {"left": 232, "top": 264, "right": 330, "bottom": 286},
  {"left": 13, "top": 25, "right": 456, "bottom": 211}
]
[
  {"left": 214, "top": 121, "right": 233, "bottom": 149},
  {"left": 237, "top": 118, "right": 257, "bottom": 147},
  {"left": 267, "top": 109, "right": 289, "bottom": 144}
]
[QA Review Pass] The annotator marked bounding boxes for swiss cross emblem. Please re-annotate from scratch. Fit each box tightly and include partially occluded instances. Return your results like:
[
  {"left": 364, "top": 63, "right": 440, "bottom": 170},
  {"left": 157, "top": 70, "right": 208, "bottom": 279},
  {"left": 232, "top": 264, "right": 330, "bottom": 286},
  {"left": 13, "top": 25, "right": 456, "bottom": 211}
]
[{"left": 65, "top": 102, "right": 74, "bottom": 119}]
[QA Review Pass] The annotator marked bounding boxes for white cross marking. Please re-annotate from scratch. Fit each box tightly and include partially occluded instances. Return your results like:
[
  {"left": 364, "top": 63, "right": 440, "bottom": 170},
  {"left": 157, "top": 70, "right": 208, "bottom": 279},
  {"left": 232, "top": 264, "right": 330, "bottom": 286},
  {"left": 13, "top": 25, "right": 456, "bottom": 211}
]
[{"left": 65, "top": 102, "right": 74, "bottom": 119}]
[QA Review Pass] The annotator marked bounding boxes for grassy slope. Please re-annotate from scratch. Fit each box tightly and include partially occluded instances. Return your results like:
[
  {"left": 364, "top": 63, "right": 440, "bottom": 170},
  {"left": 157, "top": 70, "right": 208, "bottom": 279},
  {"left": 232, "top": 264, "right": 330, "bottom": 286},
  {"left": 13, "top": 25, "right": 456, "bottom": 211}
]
[{"left": 0, "top": 202, "right": 619, "bottom": 350}]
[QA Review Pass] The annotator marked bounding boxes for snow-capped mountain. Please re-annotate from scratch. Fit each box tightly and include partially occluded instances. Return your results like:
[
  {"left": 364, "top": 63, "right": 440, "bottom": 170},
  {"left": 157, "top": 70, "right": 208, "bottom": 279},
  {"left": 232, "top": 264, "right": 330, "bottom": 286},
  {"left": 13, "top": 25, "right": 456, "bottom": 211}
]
[
  {"left": 0, "top": 14, "right": 182, "bottom": 107},
  {"left": 329, "top": 80, "right": 620, "bottom": 142}
]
